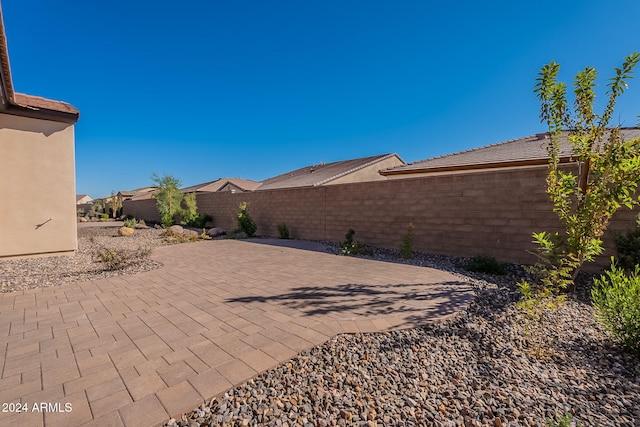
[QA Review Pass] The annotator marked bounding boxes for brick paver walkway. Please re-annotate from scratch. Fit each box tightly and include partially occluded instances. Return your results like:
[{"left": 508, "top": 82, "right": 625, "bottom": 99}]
[{"left": 0, "top": 239, "right": 473, "bottom": 427}]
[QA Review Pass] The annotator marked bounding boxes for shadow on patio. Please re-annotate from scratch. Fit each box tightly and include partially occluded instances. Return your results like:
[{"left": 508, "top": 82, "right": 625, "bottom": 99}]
[{"left": 226, "top": 281, "right": 473, "bottom": 327}]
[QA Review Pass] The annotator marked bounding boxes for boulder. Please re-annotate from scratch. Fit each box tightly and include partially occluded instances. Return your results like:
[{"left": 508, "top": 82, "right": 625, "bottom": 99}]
[
  {"left": 78, "top": 217, "right": 88, "bottom": 222},
  {"left": 118, "top": 226, "right": 135, "bottom": 236},
  {"left": 168, "top": 225, "right": 184, "bottom": 235},
  {"left": 206, "top": 227, "right": 226, "bottom": 238}
]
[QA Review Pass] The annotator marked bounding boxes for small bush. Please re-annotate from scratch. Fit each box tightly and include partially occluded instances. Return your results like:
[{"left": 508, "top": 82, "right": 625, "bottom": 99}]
[
  {"left": 400, "top": 222, "right": 414, "bottom": 259},
  {"left": 123, "top": 218, "right": 138, "bottom": 229},
  {"left": 545, "top": 413, "right": 584, "bottom": 427},
  {"left": 340, "top": 229, "right": 370, "bottom": 256},
  {"left": 591, "top": 260, "right": 640, "bottom": 356},
  {"left": 614, "top": 214, "right": 640, "bottom": 270},
  {"left": 94, "top": 246, "right": 150, "bottom": 271},
  {"left": 237, "top": 202, "right": 257, "bottom": 237},
  {"left": 466, "top": 255, "right": 506, "bottom": 275},
  {"left": 100, "top": 213, "right": 109, "bottom": 222},
  {"left": 277, "top": 223, "right": 290, "bottom": 239},
  {"left": 185, "top": 214, "right": 212, "bottom": 228}
]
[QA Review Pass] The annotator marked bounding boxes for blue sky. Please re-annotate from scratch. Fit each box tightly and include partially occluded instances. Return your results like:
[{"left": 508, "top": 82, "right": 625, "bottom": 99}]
[{"left": 3, "top": 1, "right": 640, "bottom": 197}]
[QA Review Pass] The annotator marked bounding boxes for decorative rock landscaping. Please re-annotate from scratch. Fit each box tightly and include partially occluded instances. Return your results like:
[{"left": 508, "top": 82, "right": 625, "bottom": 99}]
[{"left": 169, "top": 248, "right": 640, "bottom": 427}]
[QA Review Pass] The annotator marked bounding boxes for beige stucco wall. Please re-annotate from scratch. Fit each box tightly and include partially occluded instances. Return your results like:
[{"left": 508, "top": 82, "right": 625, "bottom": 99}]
[
  {"left": 328, "top": 155, "right": 405, "bottom": 185},
  {"left": 0, "top": 113, "right": 77, "bottom": 258}
]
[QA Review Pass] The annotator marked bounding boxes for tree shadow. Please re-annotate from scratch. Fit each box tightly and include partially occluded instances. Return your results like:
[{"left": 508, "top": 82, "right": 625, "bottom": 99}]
[{"left": 226, "top": 281, "right": 474, "bottom": 327}]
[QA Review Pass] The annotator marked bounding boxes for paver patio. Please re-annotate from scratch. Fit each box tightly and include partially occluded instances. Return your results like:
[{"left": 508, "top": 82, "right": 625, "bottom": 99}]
[{"left": 0, "top": 239, "right": 473, "bottom": 427}]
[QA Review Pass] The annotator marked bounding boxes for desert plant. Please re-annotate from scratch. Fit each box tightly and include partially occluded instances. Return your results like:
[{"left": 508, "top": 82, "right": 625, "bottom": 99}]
[
  {"left": 100, "top": 213, "right": 109, "bottom": 222},
  {"left": 523, "top": 52, "right": 640, "bottom": 300},
  {"left": 180, "top": 192, "right": 199, "bottom": 225},
  {"left": 277, "top": 223, "right": 290, "bottom": 239},
  {"left": 545, "top": 413, "right": 584, "bottom": 427},
  {"left": 152, "top": 173, "right": 184, "bottom": 228},
  {"left": 123, "top": 218, "right": 138, "bottom": 229},
  {"left": 90, "top": 199, "right": 105, "bottom": 218},
  {"left": 94, "top": 246, "right": 150, "bottom": 271},
  {"left": 185, "top": 213, "right": 213, "bottom": 228},
  {"left": 466, "top": 255, "right": 506, "bottom": 275},
  {"left": 591, "top": 260, "right": 640, "bottom": 356},
  {"left": 236, "top": 202, "right": 257, "bottom": 237},
  {"left": 162, "top": 229, "right": 201, "bottom": 244},
  {"left": 109, "top": 191, "right": 122, "bottom": 219},
  {"left": 400, "top": 222, "right": 414, "bottom": 259},
  {"left": 340, "top": 229, "right": 370, "bottom": 256}
]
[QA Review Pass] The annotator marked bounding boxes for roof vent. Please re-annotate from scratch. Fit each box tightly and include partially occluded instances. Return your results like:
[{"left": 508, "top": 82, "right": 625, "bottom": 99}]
[{"left": 535, "top": 133, "right": 548, "bottom": 140}]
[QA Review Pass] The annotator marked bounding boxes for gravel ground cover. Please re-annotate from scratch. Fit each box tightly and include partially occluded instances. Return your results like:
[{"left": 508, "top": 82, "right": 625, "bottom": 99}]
[
  {"left": 2, "top": 232, "right": 638, "bottom": 426},
  {"left": 0, "top": 225, "right": 166, "bottom": 293},
  {"left": 170, "top": 246, "right": 640, "bottom": 427}
]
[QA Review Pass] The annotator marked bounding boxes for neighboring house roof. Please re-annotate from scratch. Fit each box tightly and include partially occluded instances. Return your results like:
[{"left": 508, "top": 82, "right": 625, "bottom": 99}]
[
  {"left": 117, "top": 186, "right": 158, "bottom": 200},
  {"left": 257, "top": 153, "right": 403, "bottom": 191},
  {"left": 382, "top": 128, "right": 640, "bottom": 176},
  {"left": 180, "top": 178, "right": 261, "bottom": 193},
  {"left": 76, "top": 194, "right": 93, "bottom": 204},
  {"left": 0, "top": 5, "right": 79, "bottom": 123}
]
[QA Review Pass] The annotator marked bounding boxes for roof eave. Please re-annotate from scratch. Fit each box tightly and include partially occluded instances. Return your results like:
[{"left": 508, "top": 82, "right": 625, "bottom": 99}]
[
  {"left": 380, "top": 157, "right": 574, "bottom": 176},
  {"left": 3, "top": 102, "right": 79, "bottom": 124}
]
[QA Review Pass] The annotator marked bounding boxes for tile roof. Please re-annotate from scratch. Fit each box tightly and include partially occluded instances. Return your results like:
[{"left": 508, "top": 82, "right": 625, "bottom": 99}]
[
  {"left": 117, "top": 187, "right": 158, "bottom": 200},
  {"left": 180, "top": 178, "right": 261, "bottom": 193},
  {"left": 382, "top": 128, "right": 640, "bottom": 175},
  {"left": 257, "top": 153, "right": 403, "bottom": 191},
  {"left": 0, "top": 5, "right": 79, "bottom": 122}
]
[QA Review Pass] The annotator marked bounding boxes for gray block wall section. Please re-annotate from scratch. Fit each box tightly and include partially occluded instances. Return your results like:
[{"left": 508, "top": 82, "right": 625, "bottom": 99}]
[{"left": 122, "top": 165, "right": 638, "bottom": 271}]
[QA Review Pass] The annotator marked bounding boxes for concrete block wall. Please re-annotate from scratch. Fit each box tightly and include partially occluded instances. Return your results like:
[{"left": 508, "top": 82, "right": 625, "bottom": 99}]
[{"left": 122, "top": 166, "right": 639, "bottom": 269}]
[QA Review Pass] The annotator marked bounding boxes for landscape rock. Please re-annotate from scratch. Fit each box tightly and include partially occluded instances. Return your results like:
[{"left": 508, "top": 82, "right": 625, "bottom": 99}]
[
  {"left": 168, "top": 225, "right": 184, "bottom": 235},
  {"left": 118, "top": 226, "right": 135, "bottom": 236},
  {"left": 207, "top": 227, "right": 226, "bottom": 237},
  {"left": 135, "top": 219, "right": 149, "bottom": 229},
  {"left": 78, "top": 217, "right": 88, "bottom": 222}
]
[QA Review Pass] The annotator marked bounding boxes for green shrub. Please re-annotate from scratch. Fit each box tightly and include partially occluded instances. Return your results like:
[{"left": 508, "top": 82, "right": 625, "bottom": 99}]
[
  {"left": 614, "top": 214, "right": 640, "bottom": 270},
  {"left": 400, "top": 222, "right": 414, "bottom": 259},
  {"left": 94, "top": 246, "right": 150, "bottom": 271},
  {"left": 591, "top": 260, "right": 640, "bottom": 356},
  {"left": 100, "top": 213, "right": 109, "bottom": 222},
  {"left": 466, "top": 255, "right": 506, "bottom": 275},
  {"left": 152, "top": 173, "right": 183, "bottom": 227},
  {"left": 277, "top": 223, "right": 290, "bottom": 239},
  {"left": 185, "top": 213, "right": 212, "bottom": 228},
  {"left": 180, "top": 192, "right": 199, "bottom": 225},
  {"left": 340, "top": 229, "right": 370, "bottom": 256},
  {"left": 123, "top": 218, "right": 138, "bottom": 229},
  {"left": 545, "top": 414, "right": 584, "bottom": 427},
  {"left": 236, "top": 202, "right": 257, "bottom": 237}
]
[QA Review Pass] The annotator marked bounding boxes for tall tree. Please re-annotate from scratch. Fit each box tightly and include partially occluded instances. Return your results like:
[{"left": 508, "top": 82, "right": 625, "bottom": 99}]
[{"left": 528, "top": 52, "right": 640, "bottom": 295}]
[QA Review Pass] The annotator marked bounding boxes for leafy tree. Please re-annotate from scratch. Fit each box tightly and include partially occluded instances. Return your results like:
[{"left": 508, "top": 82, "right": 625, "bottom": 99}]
[
  {"left": 526, "top": 52, "right": 640, "bottom": 296},
  {"left": 152, "top": 173, "right": 184, "bottom": 227}
]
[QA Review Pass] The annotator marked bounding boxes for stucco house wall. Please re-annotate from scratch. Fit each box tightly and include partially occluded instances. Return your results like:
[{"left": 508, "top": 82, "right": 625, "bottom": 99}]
[{"left": 0, "top": 115, "right": 77, "bottom": 258}]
